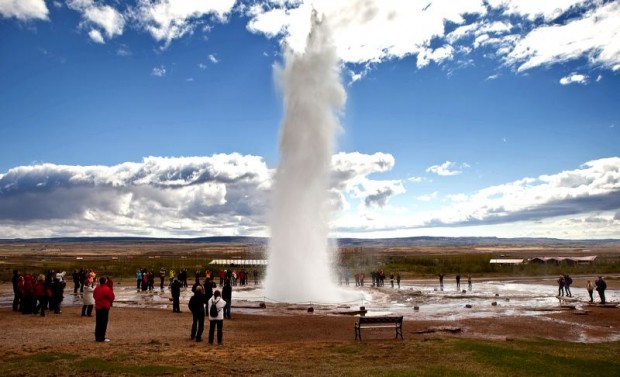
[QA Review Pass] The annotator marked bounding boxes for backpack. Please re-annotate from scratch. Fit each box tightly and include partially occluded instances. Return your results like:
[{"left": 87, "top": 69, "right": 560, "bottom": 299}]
[{"left": 210, "top": 299, "right": 219, "bottom": 317}]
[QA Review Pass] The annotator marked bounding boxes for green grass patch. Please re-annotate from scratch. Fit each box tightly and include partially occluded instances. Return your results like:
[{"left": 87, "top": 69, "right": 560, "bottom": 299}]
[
  {"left": 75, "top": 357, "right": 183, "bottom": 376},
  {"left": 29, "top": 352, "right": 79, "bottom": 363},
  {"left": 460, "top": 339, "right": 620, "bottom": 377}
]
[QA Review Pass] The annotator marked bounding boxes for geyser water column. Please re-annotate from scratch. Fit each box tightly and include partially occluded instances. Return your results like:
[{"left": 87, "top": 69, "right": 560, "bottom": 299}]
[{"left": 264, "top": 13, "right": 346, "bottom": 303}]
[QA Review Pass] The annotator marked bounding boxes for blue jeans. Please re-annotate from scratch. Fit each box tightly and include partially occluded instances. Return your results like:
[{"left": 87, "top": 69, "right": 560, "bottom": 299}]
[{"left": 223, "top": 302, "right": 231, "bottom": 319}]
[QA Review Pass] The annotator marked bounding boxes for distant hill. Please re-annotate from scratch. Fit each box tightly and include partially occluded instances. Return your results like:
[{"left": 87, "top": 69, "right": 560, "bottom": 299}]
[{"left": 1, "top": 236, "right": 619, "bottom": 247}]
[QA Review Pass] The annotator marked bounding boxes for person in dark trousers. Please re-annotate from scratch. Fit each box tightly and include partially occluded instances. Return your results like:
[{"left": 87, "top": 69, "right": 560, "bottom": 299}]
[
  {"left": 595, "top": 276, "right": 607, "bottom": 304},
  {"left": 438, "top": 274, "right": 444, "bottom": 290},
  {"left": 456, "top": 274, "right": 461, "bottom": 290},
  {"left": 222, "top": 279, "right": 232, "bottom": 319},
  {"left": 82, "top": 279, "right": 95, "bottom": 317},
  {"left": 12, "top": 269, "right": 21, "bottom": 312},
  {"left": 564, "top": 275, "right": 573, "bottom": 297},
  {"left": 557, "top": 275, "right": 565, "bottom": 296},
  {"left": 34, "top": 274, "right": 49, "bottom": 317},
  {"left": 170, "top": 278, "right": 182, "bottom": 313},
  {"left": 159, "top": 269, "right": 166, "bottom": 291},
  {"left": 207, "top": 290, "right": 226, "bottom": 345},
  {"left": 93, "top": 277, "right": 115, "bottom": 342},
  {"left": 188, "top": 285, "right": 206, "bottom": 342},
  {"left": 51, "top": 274, "right": 66, "bottom": 314}
]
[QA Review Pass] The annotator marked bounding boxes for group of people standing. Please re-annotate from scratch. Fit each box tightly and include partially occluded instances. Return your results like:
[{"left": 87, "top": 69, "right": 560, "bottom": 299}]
[
  {"left": 12, "top": 268, "right": 116, "bottom": 342},
  {"left": 437, "top": 273, "right": 473, "bottom": 291},
  {"left": 186, "top": 276, "right": 231, "bottom": 344},
  {"left": 557, "top": 274, "right": 574, "bottom": 296},
  {"left": 558, "top": 274, "right": 607, "bottom": 303},
  {"left": 12, "top": 269, "right": 67, "bottom": 316},
  {"left": 586, "top": 277, "right": 607, "bottom": 304},
  {"left": 135, "top": 269, "right": 167, "bottom": 292}
]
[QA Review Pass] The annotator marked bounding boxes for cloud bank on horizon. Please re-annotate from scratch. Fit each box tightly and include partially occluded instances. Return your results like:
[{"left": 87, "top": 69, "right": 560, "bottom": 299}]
[
  {"left": 0, "top": 155, "right": 618, "bottom": 239},
  {"left": 1, "top": 0, "right": 619, "bottom": 239}
]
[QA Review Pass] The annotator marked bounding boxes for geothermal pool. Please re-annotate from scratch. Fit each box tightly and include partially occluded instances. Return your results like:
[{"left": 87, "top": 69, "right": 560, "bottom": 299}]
[{"left": 3, "top": 277, "right": 615, "bottom": 322}]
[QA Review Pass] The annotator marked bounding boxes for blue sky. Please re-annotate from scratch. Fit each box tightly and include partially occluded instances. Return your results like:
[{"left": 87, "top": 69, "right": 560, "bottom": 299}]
[{"left": 0, "top": 0, "right": 619, "bottom": 239}]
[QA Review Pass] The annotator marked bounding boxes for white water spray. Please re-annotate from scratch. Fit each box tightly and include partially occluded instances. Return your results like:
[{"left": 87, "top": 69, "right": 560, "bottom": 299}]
[{"left": 264, "top": 13, "right": 346, "bottom": 303}]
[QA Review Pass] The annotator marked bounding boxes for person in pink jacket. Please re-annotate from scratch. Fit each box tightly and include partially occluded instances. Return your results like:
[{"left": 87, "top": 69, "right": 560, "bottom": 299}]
[{"left": 93, "top": 277, "right": 115, "bottom": 342}]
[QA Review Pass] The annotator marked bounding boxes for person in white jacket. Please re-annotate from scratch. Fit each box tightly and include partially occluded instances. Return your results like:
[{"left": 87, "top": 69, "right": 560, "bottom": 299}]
[
  {"left": 81, "top": 281, "right": 95, "bottom": 317},
  {"left": 207, "top": 290, "right": 226, "bottom": 344}
]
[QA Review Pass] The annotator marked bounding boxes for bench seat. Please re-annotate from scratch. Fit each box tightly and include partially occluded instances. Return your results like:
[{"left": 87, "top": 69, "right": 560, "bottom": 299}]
[{"left": 354, "top": 315, "right": 403, "bottom": 340}]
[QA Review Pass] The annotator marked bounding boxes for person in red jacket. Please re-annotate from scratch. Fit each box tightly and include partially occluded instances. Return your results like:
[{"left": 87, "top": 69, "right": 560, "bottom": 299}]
[
  {"left": 34, "top": 274, "right": 49, "bottom": 317},
  {"left": 93, "top": 277, "right": 115, "bottom": 342}
]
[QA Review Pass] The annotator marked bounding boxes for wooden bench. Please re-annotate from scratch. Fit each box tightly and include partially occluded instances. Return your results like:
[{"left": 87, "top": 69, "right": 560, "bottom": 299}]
[{"left": 354, "top": 316, "right": 403, "bottom": 340}]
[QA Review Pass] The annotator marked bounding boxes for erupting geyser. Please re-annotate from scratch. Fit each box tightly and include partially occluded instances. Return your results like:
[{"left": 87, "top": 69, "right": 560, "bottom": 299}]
[{"left": 264, "top": 13, "right": 346, "bottom": 303}]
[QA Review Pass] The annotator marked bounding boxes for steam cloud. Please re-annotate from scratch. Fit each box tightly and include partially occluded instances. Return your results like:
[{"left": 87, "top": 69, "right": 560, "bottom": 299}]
[{"left": 264, "top": 12, "right": 346, "bottom": 302}]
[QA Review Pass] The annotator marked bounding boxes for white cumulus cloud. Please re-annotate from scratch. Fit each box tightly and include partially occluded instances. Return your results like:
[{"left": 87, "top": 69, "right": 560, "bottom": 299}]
[
  {"left": 67, "top": 0, "right": 125, "bottom": 43},
  {"left": 0, "top": 152, "right": 408, "bottom": 238},
  {"left": 131, "top": 0, "right": 236, "bottom": 47},
  {"left": 151, "top": 65, "right": 166, "bottom": 77},
  {"left": 245, "top": 0, "right": 620, "bottom": 78},
  {"left": 505, "top": 1, "right": 620, "bottom": 72},
  {"left": 560, "top": 72, "right": 588, "bottom": 85},
  {"left": 0, "top": 0, "right": 48, "bottom": 20},
  {"left": 426, "top": 161, "right": 470, "bottom": 176}
]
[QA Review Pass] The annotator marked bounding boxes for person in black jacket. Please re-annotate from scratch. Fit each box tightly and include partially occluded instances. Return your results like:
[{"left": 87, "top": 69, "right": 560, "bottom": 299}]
[
  {"left": 222, "top": 279, "right": 232, "bottom": 319},
  {"left": 188, "top": 285, "right": 206, "bottom": 341},
  {"left": 595, "top": 276, "right": 607, "bottom": 304},
  {"left": 51, "top": 273, "right": 66, "bottom": 314},
  {"left": 204, "top": 278, "right": 214, "bottom": 303},
  {"left": 170, "top": 278, "right": 182, "bottom": 313}
]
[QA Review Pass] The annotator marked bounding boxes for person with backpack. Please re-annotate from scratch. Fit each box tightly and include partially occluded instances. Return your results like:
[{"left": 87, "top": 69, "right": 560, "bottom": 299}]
[
  {"left": 557, "top": 275, "right": 565, "bottom": 297},
  {"left": 207, "top": 290, "right": 226, "bottom": 345}
]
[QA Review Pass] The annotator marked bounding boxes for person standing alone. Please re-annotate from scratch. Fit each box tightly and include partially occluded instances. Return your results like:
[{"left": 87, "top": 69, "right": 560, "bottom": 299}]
[
  {"left": 93, "top": 277, "right": 115, "bottom": 342},
  {"left": 171, "top": 278, "right": 182, "bottom": 313}
]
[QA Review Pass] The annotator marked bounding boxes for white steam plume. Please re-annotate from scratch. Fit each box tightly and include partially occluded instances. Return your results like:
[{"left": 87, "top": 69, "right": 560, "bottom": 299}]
[{"left": 264, "top": 11, "right": 346, "bottom": 302}]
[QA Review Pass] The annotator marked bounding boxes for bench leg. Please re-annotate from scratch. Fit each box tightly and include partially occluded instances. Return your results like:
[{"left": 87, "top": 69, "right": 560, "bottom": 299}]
[{"left": 395, "top": 326, "right": 403, "bottom": 340}]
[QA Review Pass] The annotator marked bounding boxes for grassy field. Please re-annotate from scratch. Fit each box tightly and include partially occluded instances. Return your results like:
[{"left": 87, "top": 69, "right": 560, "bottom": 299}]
[
  {"left": 1, "top": 240, "right": 620, "bottom": 281},
  {"left": 2, "top": 338, "right": 619, "bottom": 376},
  {"left": 2, "top": 239, "right": 619, "bottom": 376}
]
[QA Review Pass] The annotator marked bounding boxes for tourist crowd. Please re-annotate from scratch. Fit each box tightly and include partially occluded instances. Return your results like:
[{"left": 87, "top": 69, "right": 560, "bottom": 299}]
[{"left": 9, "top": 267, "right": 611, "bottom": 346}]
